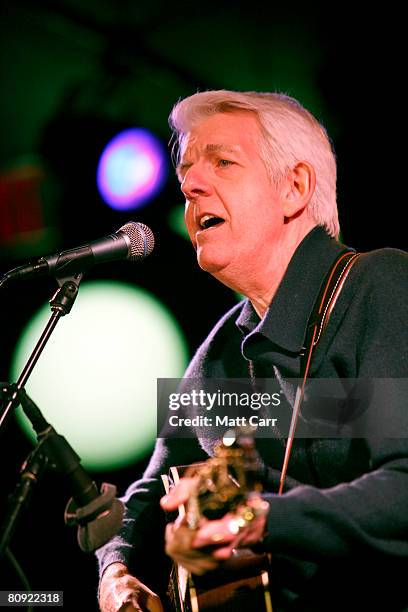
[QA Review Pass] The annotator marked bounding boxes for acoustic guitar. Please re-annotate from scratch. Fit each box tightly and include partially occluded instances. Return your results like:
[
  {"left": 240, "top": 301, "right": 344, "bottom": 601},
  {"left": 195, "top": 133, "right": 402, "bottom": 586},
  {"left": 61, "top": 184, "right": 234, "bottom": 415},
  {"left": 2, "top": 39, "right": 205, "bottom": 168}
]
[{"left": 161, "top": 433, "right": 273, "bottom": 612}]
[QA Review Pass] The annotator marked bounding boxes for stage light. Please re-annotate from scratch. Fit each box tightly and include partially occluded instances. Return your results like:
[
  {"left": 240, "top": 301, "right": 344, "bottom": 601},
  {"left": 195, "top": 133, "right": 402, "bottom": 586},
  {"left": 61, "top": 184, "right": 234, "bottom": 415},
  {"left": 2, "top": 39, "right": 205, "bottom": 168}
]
[
  {"left": 11, "top": 281, "right": 188, "bottom": 471},
  {"left": 97, "top": 128, "right": 167, "bottom": 211}
]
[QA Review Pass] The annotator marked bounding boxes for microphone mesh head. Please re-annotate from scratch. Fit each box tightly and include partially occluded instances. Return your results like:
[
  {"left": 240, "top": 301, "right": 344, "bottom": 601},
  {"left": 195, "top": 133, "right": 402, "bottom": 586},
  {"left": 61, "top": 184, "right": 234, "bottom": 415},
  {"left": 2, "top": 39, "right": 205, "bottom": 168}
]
[{"left": 118, "top": 222, "right": 155, "bottom": 260}]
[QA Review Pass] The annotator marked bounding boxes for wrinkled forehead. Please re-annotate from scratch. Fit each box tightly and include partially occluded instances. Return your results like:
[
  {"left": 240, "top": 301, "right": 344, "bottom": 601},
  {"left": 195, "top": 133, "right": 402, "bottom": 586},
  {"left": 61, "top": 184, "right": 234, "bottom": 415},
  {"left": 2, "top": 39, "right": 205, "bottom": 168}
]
[{"left": 178, "top": 111, "right": 263, "bottom": 161}]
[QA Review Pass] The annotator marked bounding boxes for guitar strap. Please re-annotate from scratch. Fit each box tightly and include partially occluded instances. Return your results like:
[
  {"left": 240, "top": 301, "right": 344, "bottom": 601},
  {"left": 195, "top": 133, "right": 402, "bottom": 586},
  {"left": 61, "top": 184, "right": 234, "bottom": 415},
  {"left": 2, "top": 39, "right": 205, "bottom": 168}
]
[{"left": 278, "top": 249, "right": 362, "bottom": 494}]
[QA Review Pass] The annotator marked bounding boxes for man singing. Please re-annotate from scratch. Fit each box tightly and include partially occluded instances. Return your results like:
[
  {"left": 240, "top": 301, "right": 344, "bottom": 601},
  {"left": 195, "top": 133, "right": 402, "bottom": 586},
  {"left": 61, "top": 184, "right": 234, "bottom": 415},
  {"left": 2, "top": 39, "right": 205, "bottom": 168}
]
[{"left": 97, "top": 90, "right": 408, "bottom": 611}]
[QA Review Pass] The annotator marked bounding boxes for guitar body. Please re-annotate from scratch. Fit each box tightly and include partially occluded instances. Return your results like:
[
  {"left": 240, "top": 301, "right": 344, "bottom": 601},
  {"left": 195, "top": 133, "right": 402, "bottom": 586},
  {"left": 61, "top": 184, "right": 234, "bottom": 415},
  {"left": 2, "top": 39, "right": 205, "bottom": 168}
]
[
  {"left": 186, "top": 550, "right": 271, "bottom": 612},
  {"left": 162, "top": 465, "right": 273, "bottom": 612}
]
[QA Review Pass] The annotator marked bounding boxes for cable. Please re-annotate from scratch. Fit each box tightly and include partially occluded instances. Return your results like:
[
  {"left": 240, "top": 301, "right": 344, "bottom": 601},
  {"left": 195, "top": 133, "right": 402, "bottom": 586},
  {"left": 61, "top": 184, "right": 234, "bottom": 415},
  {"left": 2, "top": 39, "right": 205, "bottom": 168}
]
[{"left": 5, "top": 548, "right": 33, "bottom": 612}]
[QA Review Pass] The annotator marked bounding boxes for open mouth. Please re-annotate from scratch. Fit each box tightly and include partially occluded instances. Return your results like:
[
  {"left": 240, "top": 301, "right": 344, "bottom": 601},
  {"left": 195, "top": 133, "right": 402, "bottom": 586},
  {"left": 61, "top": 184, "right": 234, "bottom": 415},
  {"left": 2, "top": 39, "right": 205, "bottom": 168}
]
[{"left": 199, "top": 214, "right": 225, "bottom": 230}]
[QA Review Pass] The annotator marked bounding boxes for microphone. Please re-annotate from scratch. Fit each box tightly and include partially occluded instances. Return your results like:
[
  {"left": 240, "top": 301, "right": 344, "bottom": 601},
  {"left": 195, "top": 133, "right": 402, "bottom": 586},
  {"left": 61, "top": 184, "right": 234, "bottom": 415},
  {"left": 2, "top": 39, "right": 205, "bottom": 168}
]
[
  {"left": 16, "top": 387, "right": 124, "bottom": 552},
  {"left": 1, "top": 221, "right": 154, "bottom": 284}
]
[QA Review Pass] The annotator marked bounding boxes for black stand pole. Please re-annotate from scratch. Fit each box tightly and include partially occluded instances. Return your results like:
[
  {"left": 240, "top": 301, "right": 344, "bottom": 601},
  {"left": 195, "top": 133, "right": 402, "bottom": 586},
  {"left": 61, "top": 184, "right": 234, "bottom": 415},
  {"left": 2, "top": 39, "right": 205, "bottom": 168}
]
[
  {"left": 0, "top": 268, "right": 124, "bottom": 610},
  {"left": 0, "top": 387, "right": 124, "bottom": 560},
  {"left": 0, "top": 443, "right": 49, "bottom": 561},
  {"left": 0, "top": 271, "right": 123, "bottom": 564},
  {"left": 0, "top": 275, "right": 82, "bottom": 431}
]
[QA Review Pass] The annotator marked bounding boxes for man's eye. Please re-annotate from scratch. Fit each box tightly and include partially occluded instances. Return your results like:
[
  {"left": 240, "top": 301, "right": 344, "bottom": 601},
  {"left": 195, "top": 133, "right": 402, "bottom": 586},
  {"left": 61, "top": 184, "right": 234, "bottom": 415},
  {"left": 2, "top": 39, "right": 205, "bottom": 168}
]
[{"left": 217, "top": 159, "right": 233, "bottom": 167}]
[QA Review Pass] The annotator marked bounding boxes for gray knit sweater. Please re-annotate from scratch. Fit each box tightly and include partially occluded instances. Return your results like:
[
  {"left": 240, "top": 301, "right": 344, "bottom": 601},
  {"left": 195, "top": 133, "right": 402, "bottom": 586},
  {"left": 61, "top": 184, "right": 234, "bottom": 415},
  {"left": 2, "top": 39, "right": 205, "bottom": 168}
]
[{"left": 96, "top": 227, "right": 408, "bottom": 611}]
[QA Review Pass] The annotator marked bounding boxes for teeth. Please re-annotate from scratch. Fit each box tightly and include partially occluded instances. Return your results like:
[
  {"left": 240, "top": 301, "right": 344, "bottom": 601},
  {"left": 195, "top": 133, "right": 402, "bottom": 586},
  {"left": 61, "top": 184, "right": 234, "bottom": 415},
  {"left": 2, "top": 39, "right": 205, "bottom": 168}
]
[{"left": 200, "top": 214, "right": 217, "bottom": 228}]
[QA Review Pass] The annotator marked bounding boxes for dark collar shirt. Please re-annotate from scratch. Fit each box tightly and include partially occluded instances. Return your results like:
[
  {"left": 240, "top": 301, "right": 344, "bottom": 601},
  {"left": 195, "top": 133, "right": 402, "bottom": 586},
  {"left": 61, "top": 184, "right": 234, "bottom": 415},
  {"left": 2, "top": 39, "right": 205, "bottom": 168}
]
[{"left": 96, "top": 227, "right": 408, "bottom": 611}]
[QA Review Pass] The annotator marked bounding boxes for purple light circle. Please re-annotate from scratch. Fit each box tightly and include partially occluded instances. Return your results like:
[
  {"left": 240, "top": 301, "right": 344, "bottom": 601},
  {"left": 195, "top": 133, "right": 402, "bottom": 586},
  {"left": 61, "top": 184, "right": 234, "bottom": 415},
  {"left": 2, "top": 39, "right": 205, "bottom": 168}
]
[{"left": 97, "top": 128, "right": 167, "bottom": 211}]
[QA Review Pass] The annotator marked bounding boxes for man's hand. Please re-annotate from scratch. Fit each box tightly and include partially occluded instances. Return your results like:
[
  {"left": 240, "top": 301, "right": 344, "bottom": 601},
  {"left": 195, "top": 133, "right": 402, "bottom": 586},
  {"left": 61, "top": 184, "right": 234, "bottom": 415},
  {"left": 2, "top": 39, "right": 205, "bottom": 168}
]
[
  {"left": 161, "top": 477, "right": 268, "bottom": 574},
  {"left": 99, "top": 562, "right": 164, "bottom": 612}
]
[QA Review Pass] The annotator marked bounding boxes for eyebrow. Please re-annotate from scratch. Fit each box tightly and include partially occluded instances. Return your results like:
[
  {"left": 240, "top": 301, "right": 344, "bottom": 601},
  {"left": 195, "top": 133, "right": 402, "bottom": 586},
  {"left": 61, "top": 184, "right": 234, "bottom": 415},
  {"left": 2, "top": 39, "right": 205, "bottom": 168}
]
[{"left": 204, "top": 144, "right": 239, "bottom": 154}]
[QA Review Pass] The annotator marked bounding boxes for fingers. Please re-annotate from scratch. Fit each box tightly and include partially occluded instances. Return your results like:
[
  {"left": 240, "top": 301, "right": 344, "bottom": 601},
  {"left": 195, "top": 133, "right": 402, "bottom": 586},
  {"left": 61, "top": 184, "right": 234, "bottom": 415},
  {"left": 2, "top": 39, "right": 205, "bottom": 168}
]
[
  {"left": 165, "top": 521, "right": 209, "bottom": 560},
  {"left": 119, "top": 602, "right": 142, "bottom": 612},
  {"left": 191, "top": 509, "right": 267, "bottom": 551},
  {"left": 119, "top": 591, "right": 164, "bottom": 612},
  {"left": 160, "top": 476, "right": 199, "bottom": 511},
  {"left": 99, "top": 571, "right": 163, "bottom": 612},
  {"left": 165, "top": 520, "right": 219, "bottom": 575},
  {"left": 135, "top": 589, "right": 164, "bottom": 612},
  {"left": 165, "top": 521, "right": 194, "bottom": 556},
  {"left": 163, "top": 493, "right": 269, "bottom": 576}
]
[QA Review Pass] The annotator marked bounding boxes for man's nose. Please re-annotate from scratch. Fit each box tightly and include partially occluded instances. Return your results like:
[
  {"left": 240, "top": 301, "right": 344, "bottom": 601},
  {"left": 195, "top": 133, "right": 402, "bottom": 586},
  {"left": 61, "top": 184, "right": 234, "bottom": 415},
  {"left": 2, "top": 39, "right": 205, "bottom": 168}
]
[{"left": 181, "top": 165, "right": 212, "bottom": 200}]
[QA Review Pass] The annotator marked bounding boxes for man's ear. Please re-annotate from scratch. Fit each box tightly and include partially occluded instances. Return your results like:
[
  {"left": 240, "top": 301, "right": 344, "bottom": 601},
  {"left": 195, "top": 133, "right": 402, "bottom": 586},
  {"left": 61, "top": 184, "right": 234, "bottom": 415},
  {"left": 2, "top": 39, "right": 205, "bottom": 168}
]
[{"left": 282, "top": 162, "right": 316, "bottom": 218}]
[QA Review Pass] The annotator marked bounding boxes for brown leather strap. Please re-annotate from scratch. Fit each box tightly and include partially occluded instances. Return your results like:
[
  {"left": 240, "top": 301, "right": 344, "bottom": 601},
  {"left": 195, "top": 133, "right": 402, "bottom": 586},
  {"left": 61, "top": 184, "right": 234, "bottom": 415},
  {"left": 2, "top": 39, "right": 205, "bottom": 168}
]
[
  {"left": 300, "top": 250, "right": 360, "bottom": 378},
  {"left": 278, "top": 250, "right": 362, "bottom": 494}
]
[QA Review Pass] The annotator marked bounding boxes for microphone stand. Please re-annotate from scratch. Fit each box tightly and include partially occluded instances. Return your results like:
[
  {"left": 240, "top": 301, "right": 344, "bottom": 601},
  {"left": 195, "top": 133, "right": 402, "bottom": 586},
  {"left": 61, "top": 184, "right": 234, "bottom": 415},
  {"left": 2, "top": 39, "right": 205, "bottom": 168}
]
[
  {"left": 0, "top": 267, "right": 124, "bottom": 581},
  {"left": 0, "top": 433, "right": 49, "bottom": 561},
  {"left": 0, "top": 272, "right": 83, "bottom": 431},
  {"left": 0, "top": 386, "right": 123, "bottom": 561}
]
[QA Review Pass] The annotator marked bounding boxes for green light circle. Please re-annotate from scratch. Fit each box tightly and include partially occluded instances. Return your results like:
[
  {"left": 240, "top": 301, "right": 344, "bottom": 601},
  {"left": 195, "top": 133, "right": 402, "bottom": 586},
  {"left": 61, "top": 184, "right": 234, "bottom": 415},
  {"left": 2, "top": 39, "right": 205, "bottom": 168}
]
[{"left": 11, "top": 281, "right": 188, "bottom": 471}]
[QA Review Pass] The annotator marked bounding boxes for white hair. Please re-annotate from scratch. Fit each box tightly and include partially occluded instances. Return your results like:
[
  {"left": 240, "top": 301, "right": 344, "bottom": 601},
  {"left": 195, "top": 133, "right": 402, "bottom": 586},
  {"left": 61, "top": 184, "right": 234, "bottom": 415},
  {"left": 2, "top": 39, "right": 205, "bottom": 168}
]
[{"left": 169, "top": 90, "right": 339, "bottom": 238}]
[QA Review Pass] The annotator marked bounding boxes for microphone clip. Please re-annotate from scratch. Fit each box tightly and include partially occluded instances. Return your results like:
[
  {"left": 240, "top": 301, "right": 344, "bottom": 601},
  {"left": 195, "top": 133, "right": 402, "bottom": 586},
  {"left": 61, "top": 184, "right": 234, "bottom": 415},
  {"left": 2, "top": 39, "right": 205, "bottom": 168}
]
[
  {"left": 50, "top": 273, "right": 83, "bottom": 316},
  {"left": 64, "top": 482, "right": 119, "bottom": 526},
  {"left": 64, "top": 483, "right": 124, "bottom": 553}
]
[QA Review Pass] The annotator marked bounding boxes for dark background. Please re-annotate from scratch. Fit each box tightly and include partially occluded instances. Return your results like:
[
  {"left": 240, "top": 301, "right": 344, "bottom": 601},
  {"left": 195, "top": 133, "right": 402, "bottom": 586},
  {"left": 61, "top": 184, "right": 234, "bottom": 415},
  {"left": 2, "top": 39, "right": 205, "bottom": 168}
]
[{"left": 0, "top": 1, "right": 405, "bottom": 610}]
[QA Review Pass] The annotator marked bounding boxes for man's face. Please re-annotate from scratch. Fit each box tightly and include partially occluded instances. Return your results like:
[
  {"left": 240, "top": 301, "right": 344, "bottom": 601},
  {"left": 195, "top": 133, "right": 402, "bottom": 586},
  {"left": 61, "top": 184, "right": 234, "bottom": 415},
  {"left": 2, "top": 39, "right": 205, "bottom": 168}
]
[{"left": 178, "top": 112, "right": 286, "bottom": 285}]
